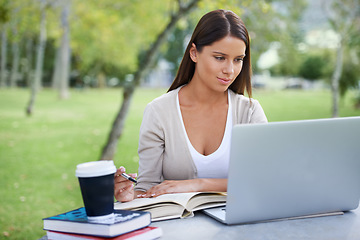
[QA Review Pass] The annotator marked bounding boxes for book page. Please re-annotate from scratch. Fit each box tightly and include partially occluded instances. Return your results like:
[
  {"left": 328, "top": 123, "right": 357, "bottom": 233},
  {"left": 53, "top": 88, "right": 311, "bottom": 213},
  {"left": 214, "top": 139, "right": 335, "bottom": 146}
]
[{"left": 186, "top": 192, "right": 226, "bottom": 210}]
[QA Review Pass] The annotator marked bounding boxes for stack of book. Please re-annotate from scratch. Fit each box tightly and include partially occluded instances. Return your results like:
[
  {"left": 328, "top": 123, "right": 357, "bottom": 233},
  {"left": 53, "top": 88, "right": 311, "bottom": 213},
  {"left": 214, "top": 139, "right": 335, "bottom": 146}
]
[{"left": 43, "top": 207, "right": 162, "bottom": 240}]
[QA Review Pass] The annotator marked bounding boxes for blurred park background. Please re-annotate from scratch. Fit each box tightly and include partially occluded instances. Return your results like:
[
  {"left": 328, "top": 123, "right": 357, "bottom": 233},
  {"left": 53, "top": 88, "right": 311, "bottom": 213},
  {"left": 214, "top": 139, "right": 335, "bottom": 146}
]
[{"left": 1, "top": 0, "right": 359, "bottom": 239}]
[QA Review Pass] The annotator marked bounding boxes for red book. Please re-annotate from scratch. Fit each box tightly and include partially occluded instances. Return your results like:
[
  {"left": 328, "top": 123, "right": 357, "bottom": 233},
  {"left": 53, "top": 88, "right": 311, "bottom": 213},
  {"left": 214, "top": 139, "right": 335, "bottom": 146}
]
[{"left": 46, "top": 226, "right": 162, "bottom": 240}]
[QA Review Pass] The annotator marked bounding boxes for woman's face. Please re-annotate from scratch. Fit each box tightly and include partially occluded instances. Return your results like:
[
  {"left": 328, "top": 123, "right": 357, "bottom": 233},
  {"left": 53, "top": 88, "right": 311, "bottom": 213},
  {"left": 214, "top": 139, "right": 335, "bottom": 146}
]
[{"left": 190, "top": 35, "right": 246, "bottom": 92}]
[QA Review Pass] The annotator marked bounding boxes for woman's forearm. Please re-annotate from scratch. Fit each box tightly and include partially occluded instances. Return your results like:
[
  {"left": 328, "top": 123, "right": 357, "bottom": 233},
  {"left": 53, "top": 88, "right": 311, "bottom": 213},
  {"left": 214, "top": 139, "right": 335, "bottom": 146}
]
[
  {"left": 137, "top": 178, "right": 227, "bottom": 198},
  {"left": 196, "top": 178, "right": 227, "bottom": 192}
]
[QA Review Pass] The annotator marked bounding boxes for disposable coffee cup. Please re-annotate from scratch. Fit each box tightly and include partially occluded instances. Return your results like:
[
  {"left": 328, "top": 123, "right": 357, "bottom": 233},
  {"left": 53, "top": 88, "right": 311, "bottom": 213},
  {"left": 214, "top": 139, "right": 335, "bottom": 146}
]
[{"left": 75, "top": 160, "right": 116, "bottom": 223}]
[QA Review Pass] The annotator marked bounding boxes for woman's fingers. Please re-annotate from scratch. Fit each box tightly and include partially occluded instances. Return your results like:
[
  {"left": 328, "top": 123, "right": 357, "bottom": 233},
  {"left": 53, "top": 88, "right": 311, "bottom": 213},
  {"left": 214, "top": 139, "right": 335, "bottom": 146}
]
[
  {"left": 114, "top": 166, "right": 136, "bottom": 202},
  {"left": 114, "top": 180, "right": 134, "bottom": 202},
  {"left": 137, "top": 179, "right": 200, "bottom": 198},
  {"left": 137, "top": 180, "right": 179, "bottom": 198}
]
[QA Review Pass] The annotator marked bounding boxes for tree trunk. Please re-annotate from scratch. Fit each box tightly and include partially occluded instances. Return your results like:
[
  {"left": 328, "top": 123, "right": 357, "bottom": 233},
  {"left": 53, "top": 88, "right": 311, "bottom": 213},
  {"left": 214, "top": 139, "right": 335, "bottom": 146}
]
[
  {"left": 51, "top": 46, "right": 61, "bottom": 89},
  {"left": 24, "top": 35, "right": 34, "bottom": 87},
  {"left": 26, "top": 0, "right": 47, "bottom": 116},
  {"left": 97, "top": 72, "right": 106, "bottom": 88},
  {"left": 58, "top": 0, "right": 71, "bottom": 100},
  {"left": 0, "top": 23, "right": 8, "bottom": 87},
  {"left": 100, "top": 0, "right": 200, "bottom": 160},
  {"left": 9, "top": 15, "right": 20, "bottom": 88},
  {"left": 101, "top": 82, "right": 135, "bottom": 160},
  {"left": 331, "top": 39, "right": 344, "bottom": 118}
]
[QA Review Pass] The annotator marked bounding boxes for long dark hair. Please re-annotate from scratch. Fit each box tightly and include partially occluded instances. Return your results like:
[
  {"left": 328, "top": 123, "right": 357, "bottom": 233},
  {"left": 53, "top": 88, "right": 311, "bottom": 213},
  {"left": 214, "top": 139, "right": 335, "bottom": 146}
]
[{"left": 167, "top": 9, "right": 252, "bottom": 98}]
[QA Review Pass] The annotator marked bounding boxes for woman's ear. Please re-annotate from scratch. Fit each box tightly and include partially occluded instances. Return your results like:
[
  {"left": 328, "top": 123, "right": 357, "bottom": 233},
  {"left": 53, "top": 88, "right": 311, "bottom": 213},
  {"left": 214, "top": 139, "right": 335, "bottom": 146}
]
[{"left": 189, "top": 43, "right": 197, "bottom": 63}]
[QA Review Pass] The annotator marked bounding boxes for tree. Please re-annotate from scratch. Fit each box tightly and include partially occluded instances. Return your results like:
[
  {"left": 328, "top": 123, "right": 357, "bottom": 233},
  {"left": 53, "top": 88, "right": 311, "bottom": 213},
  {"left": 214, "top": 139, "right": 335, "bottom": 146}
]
[
  {"left": 23, "top": 33, "right": 35, "bottom": 87},
  {"left": 0, "top": 0, "right": 10, "bottom": 87},
  {"left": 322, "top": 0, "right": 360, "bottom": 117},
  {"left": 0, "top": 23, "right": 8, "bottom": 87},
  {"left": 53, "top": 0, "right": 71, "bottom": 99},
  {"left": 100, "top": 0, "right": 201, "bottom": 160},
  {"left": 26, "top": 0, "right": 48, "bottom": 116},
  {"left": 339, "top": 14, "right": 360, "bottom": 105},
  {"left": 259, "top": 0, "right": 307, "bottom": 76},
  {"left": 9, "top": 6, "right": 20, "bottom": 88}
]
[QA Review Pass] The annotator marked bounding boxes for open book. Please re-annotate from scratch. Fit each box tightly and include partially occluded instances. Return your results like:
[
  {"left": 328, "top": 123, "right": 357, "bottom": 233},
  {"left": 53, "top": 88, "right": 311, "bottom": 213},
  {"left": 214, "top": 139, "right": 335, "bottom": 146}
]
[{"left": 114, "top": 192, "right": 227, "bottom": 221}]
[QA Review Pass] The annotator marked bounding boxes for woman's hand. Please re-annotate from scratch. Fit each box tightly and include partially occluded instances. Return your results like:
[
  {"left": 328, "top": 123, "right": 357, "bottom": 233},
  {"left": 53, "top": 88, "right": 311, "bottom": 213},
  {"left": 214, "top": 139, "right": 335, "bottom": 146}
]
[
  {"left": 137, "top": 179, "right": 200, "bottom": 198},
  {"left": 114, "top": 166, "right": 137, "bottom": 202}
]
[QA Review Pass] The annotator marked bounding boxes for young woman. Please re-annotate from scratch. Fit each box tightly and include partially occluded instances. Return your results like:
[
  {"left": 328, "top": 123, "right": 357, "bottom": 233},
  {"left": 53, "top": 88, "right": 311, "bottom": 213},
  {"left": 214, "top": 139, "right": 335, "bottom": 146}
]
[{"left": 114, "top": 9, "right": 267, "bottom": 202}]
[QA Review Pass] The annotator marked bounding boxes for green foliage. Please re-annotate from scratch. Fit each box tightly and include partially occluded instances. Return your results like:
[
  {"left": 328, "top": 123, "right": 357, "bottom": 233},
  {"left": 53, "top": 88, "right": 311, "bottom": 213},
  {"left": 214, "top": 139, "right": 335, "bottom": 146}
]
[
  {"left": 339, "top": 59, "right": 360, "bottom": 97},
  {"left": 162, "top": 22, "right": 193, "bottom": 76},
  {"left": 2, "top": 0, "right": 183, "bottom": 87},
  {"left": 298, "top": 54, "right": 327, "bottom": 81},
  {"left": 0, "top": 0, "right": 10, "bottom": 24},
  {"left": 338, "top": 30, "right": 360, "bottom": 97},
  {"left": 70, "top": 0, "right": 171, "bottom": 76},
  {"left": 246, "top": 0, "right": 307, "bottom": 74},
  {"left": 2, "top": 0, "right": 313, "bottom": 88},
  {"left": 270, "top": 42, "right": 303, "bottom": 77},
  {"left": 354, "top": 92, "right": 360, "bottom": 109},
  {"left": 265, "top": 0, "right": 308, "bottom": 77}
]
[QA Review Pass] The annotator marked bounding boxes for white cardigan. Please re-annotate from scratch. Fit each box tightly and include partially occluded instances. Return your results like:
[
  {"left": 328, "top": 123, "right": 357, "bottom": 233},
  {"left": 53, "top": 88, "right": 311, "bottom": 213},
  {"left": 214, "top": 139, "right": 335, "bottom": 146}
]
[{"left": 135, "top": 87, "right": 268, "bottom": 192}]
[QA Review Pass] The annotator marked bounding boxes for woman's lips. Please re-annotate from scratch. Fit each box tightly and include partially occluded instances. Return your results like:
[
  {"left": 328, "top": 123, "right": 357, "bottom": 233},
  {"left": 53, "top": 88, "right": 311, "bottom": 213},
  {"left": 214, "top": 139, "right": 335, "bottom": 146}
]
[{"left": 217, "top": 77, "right": 232, "bottom": 84}]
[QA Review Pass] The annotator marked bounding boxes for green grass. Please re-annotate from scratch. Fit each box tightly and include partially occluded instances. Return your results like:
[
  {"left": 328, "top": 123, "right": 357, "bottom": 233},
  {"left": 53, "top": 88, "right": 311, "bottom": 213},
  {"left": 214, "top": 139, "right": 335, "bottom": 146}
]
[
  {"left": 0, "top": 87, "right": 359, "bottom": 239},
  {"left": 255, "top": 89, "right": 360, "bottom": 121}
]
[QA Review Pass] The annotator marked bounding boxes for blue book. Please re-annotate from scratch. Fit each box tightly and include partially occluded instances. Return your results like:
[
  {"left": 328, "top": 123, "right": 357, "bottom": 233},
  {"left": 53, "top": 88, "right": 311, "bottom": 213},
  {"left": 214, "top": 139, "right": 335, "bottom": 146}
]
[{"left": 43, "top": 207, "right": 151, "bottom": 238}]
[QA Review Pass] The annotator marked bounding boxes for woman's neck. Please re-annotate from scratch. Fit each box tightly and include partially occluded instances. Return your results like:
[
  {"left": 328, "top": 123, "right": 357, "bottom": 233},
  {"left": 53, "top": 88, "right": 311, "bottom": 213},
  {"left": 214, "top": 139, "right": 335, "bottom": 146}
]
[{"left": 180, "top": 81, "right": 228, "bottom": 106}]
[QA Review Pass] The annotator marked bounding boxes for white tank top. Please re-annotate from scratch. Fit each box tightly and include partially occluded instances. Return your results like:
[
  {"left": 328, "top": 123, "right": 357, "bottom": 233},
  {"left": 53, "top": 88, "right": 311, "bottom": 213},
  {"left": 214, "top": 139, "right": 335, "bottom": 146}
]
[{"left": 176, "top": 91, "right": 232, "bottom": 178}]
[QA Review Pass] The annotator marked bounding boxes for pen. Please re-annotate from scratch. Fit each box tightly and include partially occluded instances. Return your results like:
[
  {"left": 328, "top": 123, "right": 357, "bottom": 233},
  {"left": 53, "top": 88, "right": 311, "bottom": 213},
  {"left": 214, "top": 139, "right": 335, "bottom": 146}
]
[{"left": 121, "top": 173, "right": 137, "bottom": 184}]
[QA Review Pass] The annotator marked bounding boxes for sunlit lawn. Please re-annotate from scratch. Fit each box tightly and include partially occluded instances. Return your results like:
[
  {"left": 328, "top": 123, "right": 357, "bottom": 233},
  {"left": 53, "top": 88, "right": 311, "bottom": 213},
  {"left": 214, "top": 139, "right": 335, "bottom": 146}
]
[{"left": 0, "top": 87, "right": 359, "bottom": 239}]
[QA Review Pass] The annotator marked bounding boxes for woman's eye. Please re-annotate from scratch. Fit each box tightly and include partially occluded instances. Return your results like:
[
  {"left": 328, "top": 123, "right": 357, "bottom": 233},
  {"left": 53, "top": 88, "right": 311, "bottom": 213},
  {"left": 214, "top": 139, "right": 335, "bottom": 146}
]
[
  {"left": 235, "top": 58, "right": 243, "bottom": 62},
  {"left": 215, "top": 56, "right": 225, "bottom": 60}
]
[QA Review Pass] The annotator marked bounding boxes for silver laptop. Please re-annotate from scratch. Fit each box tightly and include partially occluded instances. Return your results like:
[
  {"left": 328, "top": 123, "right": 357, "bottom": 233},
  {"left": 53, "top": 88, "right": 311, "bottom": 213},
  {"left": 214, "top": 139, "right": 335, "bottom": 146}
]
[{"left": 204, "top": 117, "right": 360, "bottom": 225}]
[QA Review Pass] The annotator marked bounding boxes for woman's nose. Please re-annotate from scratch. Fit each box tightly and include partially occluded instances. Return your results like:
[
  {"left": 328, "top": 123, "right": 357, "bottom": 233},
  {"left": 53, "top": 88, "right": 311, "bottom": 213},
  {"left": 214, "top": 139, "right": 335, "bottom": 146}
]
[{"left": 222, "top": 61, "right": 234, "bottom": 75}]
